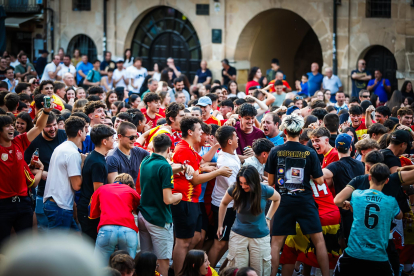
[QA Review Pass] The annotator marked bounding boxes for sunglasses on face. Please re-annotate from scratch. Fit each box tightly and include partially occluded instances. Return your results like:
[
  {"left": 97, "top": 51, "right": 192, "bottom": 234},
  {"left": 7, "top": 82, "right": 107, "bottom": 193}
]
[
  {"left": 122, "top": 134, "right": 138, "bottom": 141},
  {"left": 362, "top": 95, "right": 370, "bottom": 98}
]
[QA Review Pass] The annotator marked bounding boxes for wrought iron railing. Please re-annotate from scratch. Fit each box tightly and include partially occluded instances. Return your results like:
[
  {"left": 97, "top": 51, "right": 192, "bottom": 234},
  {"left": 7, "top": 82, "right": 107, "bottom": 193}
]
[{"left": 0, "top": 0, "right": 42, "bottom": 14}]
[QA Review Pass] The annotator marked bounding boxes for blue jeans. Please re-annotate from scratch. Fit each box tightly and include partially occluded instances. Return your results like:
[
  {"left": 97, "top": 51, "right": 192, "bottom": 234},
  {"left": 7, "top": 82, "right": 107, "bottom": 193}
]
[
  {"left": 94, "top": 225, "right": 138, "bottom": 264},
  {"left": 35, "top": 195, "right": 49, "bottom": 232},
  {"left": 43, "top": 199, "right": 73, "bottom": 231}
]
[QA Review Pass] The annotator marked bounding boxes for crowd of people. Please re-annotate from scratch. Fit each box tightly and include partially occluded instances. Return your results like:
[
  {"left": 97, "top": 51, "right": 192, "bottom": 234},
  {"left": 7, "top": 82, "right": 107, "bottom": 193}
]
[{"left": 1, "top": 48, "right": 414, "bottom": 276}]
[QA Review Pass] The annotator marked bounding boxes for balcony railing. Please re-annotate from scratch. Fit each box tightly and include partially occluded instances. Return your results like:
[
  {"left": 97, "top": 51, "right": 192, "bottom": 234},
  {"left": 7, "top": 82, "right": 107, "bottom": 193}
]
[{"left": 0, "top": 0, "right": 42, "bottom": 14}]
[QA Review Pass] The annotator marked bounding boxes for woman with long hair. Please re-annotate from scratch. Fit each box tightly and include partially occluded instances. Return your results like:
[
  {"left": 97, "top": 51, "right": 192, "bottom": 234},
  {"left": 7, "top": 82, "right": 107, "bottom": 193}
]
[
  {"left": 245, "top": 67, "right": 262, "bottom": 94},
  {"left": 179, "top": 250, "right": 216, "bottom": 276},
  {"left": 369, "top": 93, "right": 380, "bottom": 108},
  {"left": 71, "top": 49, "right": 81, "bottom": 67},
  {"left": 129, "top": 94, "right": 141, "bottom": 109},
  {"left": 386, "top": 90, "right": 404, "bottom": 111},
  {"left": 123, "top": 49, "right": 134, "bottom": 68},
  {"left": 64, "top": 87, "right": 76, "bottom": 105},
  {"left": 404, "top": 96, "right": 413, "bottom": 107},
  {"left": 160, "top": 68, "right": 174, "bottom": 88},
  {"left": 106, "top": 91, "right": 118, "bottom": 111},
  {"left": 217, "top": 166, "right": 280, "bottom": 276},
  {"left": 159, "top": 91, "right": 171, "bottom": 118},
  {"left": 75, "top": 87, "right": 87, "bottom": 99},
  {"left": 15, "top": 112, "right": 34, "bottom": 134},
  {"left": 134, "top": 252, "right": 158, "bottom": 276},
  {"left": 91, "top": 173, "right": 140, "bottom": 265},
  {"left": 401, "top": 80, "right": 414, "bottom": 98}
]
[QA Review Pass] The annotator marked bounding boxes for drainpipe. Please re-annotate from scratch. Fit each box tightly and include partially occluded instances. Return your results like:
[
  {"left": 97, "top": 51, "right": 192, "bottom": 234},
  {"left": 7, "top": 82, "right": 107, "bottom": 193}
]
[
  {"left": 103, "top": 0, "right": 107, "bottom": 56},
  {"left": 333, "top": 0, "right": 338, "bottom": 75}
]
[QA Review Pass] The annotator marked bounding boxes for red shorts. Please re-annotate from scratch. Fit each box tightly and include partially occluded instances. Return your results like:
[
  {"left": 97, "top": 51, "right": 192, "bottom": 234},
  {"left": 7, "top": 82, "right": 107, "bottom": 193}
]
[{"left": 400, "top": 244, "right": 414, "bottom": 264}]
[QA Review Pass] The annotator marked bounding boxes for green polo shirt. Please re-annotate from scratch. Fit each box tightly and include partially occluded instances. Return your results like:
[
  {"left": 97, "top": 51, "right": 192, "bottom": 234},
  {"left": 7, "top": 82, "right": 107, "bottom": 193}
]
[
  {"left": 138, "top": 153, "right": 174, "bottom": 227},
  {"left": 15, "top": 63, "right": 36, "bottom": 75},
  {"left": 141, "top": 89, "right": 151, "bottom": 100}
]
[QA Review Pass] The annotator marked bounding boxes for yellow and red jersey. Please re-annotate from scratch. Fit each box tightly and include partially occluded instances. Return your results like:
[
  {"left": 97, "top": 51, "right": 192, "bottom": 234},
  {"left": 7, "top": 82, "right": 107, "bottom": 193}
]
[
  {"left": 204, "top": 115, "right": 221, "bottom": 126},
  {"left": 29, "top": 94, "right": 65, "bottom": 119},
  {"left": 144, "top": 112, "right": 164, "bottom": 128},
  {"left": 145, "top": 124, "right": 182, "bottom": 150},
  {"left": 172, "top": 140, "right": 202, "bottom": 202}
]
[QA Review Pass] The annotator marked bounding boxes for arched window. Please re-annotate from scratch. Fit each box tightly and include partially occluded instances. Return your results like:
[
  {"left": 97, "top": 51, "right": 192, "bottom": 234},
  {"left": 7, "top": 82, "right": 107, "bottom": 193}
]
[
  {"left": 131, "top": 7, "right": 202, "bottom": 82},
  {"left": 67, "top": 35, "right": 97, "bottom": 62}
]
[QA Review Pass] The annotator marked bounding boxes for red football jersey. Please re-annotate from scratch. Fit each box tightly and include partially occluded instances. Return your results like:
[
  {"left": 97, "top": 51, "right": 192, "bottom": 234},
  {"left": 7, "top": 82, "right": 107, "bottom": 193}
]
[
  {"left": 0, "top": 133, "right": 31, "bottom": 199},
  {"left": 144, "top": 112, "right": 164, "bottom": 128},
  {"left": 204, "top": 115, "right": 221, "bottom": 126}
]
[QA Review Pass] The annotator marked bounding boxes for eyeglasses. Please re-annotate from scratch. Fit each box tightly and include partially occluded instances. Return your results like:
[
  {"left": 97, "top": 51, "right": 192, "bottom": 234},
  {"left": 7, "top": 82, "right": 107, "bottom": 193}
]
[
  {"left": 294, "top": 96, "right": 303, "bottom": 100},
  {"left": 122, "top": 134, "right": 138, "bottom": 141}
]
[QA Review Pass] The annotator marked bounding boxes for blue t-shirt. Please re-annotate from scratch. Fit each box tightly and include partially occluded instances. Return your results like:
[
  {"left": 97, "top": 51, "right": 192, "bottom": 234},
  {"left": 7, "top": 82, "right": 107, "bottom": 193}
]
[
  {"left": 267, "top": 134, "right": 284, "bottom": 147},
  {"left": 76, "top": 62, "right": 94, "bottom": 84},
  {"left": 346, "top": 189, "right": 400, "bottom": 261},
  {"left": 367, "top": 78, "right": 390, "bottom": 103},
  {"left": 306, "top": 72, "right": 323, "bottom": 96},
  {"left": 299, "top": 82, "right": 309, "bottom": 97},
  {"left": 198, "top": 146, "right": 219, "bottom": 202},
  {"left": 227, "top": 184, "right": 274, "bottom": 238},
  {"left": 195, "top": 69, "right": 212, "bottom": 84}
]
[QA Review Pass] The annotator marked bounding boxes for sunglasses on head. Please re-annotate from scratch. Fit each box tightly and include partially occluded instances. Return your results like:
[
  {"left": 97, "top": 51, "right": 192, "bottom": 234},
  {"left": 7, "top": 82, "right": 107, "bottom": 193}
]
[
  {"left": 122, "top": 134, "right": 138, "bottom": 141},
  {"left": 295, "top": 96, "right": 303, "bottom": 100}
]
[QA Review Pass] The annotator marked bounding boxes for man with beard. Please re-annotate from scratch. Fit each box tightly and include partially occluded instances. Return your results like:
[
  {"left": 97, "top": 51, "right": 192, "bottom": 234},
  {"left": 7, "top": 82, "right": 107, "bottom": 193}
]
[
  {"left": 57, "top": 55, "right": 76, "bottom": 81},
  {"left": 24, "top": 112, "right": 67, "bottom": 232},
  {"left": 262, "top": 113, "right": 283, "bottom": 146},
  {"left": 40, "top": 55, "right": 62, "bottom": 82},
  {"left": 168, "top": 77, "right": 190, "bottom": 105},
  {"left": 15, "top": 53, "right": 37, "bottom": 81}
]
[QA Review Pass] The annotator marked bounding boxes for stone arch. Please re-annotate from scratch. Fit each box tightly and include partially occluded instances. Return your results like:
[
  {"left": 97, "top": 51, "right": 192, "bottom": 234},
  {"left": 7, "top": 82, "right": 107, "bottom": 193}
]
[
  {"left": 67, "top": 34, "right": 98, "bottom": 62},
  {"left": 233, "top": 8, "right": 325, "bottom": 86}
]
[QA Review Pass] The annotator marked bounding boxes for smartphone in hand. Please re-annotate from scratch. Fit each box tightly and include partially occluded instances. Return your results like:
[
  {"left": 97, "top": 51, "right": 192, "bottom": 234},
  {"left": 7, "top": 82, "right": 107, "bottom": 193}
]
[{"left": 218, "top": 226, "right": 227, "bottom": 241}]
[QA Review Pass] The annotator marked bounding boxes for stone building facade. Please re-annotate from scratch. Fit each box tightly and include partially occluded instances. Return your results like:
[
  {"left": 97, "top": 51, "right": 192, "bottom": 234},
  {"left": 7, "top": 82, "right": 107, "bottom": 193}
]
[{"left": 46, "top": 0, "right": 414, "bottom": 93}]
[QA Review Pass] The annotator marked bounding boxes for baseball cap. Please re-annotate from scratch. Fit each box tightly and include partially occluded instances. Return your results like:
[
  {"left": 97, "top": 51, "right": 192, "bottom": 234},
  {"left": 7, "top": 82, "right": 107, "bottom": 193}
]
[
  {"left": 390, "top": 130, "right": 411, "bottom": 146},
  {"left": 335, "top": 133, "right": 352, "bottom": 151},
  {"left": 286, "top": 106, "right": 299, "bottom": 115},
  {"left": 116, "top": 58, "right": 124, "bottom": 63},
  {"left": 196, "top": 96, "right": 212, "bottom": 107}
]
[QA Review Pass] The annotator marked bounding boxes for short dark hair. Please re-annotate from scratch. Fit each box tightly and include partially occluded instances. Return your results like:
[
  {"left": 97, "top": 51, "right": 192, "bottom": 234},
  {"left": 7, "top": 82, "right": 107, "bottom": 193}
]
[
  {"left": 0, "top": 114, "right": 13, "bottom": 130},
  {"left": 39, "top": 80, "right": 54, "bottom": 92},
  {"left": 236, "top": 267, "right": 257, "bottom": 276},
  {"left": 252, "top": 138, "right": 274, "bottom": 155},
  {"left": 4, "top": 93, "right": 19, "bottom": 111},
  {"left": 368, "top": 123, "right": 388, "bottom": 136},
  {"left": 275, "top": 80, "right": 283, "bottom": 86},
  {"left": 215, "top": 126, "right": 236, "bottom": 148},
  {"left": 87, "top": 95, "right": 101, "bottom": 101},
  {"left": 64, "top": 116, "right": 86, "bottom": 138},
  {"left": 15, "top": 83, "right": 30, "bottom": 94},
  {"left": 211, "top": 124, "right": 220, "bottom": 136},
  {"left": 117, "top": 121, "right": 136, "bottom": 136},
  {"left": 143, "top": 92, "right": 160, "bottom": 105},
  {"left": 310, "top": 100, "right": 326, "bottom": 109},
  {"left": 210, "top": 86, "right": 222, "bottom": 94},
  {"left": 53, "top": 82, "right": 65, "bottom": 93},
  {"left": 166, "top": 102, "right": 185, "bottom": 125},
  {"left": 264, "top": 113, "right": 280, "bottom": 125},
  {"left": 70, "top": 112, "right": 91, "bottom": 124},
  {"left": 349, "top": 105, "right": 363, "bottom": 115},
  {"left": 376, "top": 106, "right": 391, "bottom": 118},
  {"left": 18, "top": 93, "right": 31, "bottom": 103},
  {"left": 180, "top": 117, "right": 202, "bottom": 138},
  {"left": 365, "top": 150, "right": 384, "bottom": 165},
  {"left": 84, "top": 101, "right": 105, "bottom": 115},
  {"left": 34, "top": 94, "right": 46, "bottom": 110},
  {"left": 350, "top": 97, "right": 360, "bottom": 104},
  {"left": 309, "top": 127, "right": 331, "bottom": 139},
  {"left": 153, "top": 133, "right": 172, "bottom": 153},
  {"left": 206, "top": 93, "right": 218, "bottom": 102},
  {"left": 384, "top": 119, "right": 397, "bottom": 130},
  {"left": 201, "top": 122, "right": 212, "bottom": 135},
  {"left": 90, "top": 124, "right": 116, "bottom": 146},
  {"left": 173, "top": 77, "right": 184, "bottom": 85},
  {"left": 311, "top": 107, "right": 328, "bottom": 120},
  {"left": 323, "top": 113, "right": 339, "bottom": 133},
  {"left": 369, "top": 163, "right": 390, "bottom": 185},
  {"left": 234, "top": 98, "right": 246, "bottom": 106},
  {"left": 239, "top": 103, "right": 257, "bottom": 118},
  {"left": 116, "top": 112, "right": 132, "bottom": 122},
  {"left": 87, "top": 86, "right": 104, "bottom": 95},
  {"left": 220, "top": 99, "right": 234, "bottom": 110},
  {"left": 0, "top": 81, "right": 8, "bottom": 91},
  {"left": 92, "top": 59, "right": 101, "bottom": 64},
  {"left": 0, "top": 91, "right": 9, "bottom": 106}
]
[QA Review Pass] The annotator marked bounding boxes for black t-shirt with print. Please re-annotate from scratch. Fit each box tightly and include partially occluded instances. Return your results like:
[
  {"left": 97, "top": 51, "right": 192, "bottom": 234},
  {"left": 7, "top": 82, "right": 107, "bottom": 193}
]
[{"left": 265, "top": 141, "right": 323, "bottom": 201}]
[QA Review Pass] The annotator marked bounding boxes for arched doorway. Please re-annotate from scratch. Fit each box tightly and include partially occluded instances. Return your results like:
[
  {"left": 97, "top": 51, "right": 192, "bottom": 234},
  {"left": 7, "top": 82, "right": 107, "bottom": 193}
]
[
  {"left": 67, "top": 34, "right": 97, "bottom": 62},
  {"left": 363, "top": 46, "right": 398, "bottom": 92},
  {"left": 131, "top": 6, "right": 202, "bottom": 82},
  {"left": 234, "top": 9, "right": 323, "bottom": 86}
]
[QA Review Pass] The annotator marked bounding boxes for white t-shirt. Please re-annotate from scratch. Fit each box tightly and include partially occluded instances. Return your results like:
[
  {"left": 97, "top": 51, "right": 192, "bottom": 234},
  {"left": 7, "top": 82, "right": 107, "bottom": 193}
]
[
  {"left": 113, "top": 68, "right": 127, "bottom": 88},
  {"left": 152, "top": 72, "right": 161, "bottom": 81},
  {"left": 41, "top": 62, "right": 58, "bottom": 82},
  {"left": 57, "top": 63, "right": 76, "bottom": 78},
  {"left": 10, "top": 60, "right": 20, "bottom": 68},
  {"left": 126, "top": 66, "right": 147, "bottom": 93},
  {"left": 123, "top": 57, "right": 134, "bottom": 68},
  {"left": 211, "top": 150, "right": 241, "bottom": 208},
  {"left": 43, "top": 141, "right": 82, "bottom": 210}
]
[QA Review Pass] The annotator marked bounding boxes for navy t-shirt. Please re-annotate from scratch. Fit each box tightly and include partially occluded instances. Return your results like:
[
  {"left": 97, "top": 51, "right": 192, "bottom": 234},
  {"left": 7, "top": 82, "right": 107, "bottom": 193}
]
[
  {"left": 24, "top": 129, "right": 67, "bottom": 197},
  {"left": 351, "top": 69, "right": 371, "bottom": 97},
  {"left": 106, "top": 147, "right": 149, "bottom": 184},
  {"left": 325, "top": 157, "right": 365, "bottom": 196},
  {"left": 195, "top": 69, "right": 212, "bottom": 84}
]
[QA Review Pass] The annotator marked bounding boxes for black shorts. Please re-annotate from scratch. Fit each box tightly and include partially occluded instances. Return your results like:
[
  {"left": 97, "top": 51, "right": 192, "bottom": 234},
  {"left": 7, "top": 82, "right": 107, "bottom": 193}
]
[
  {"left": 338, "top": 209, "right": 353, "bottom": 242},
  {"left": 333, "top": 251, "right": 394, "bottom": 276},
  {"left": 199, "top": 202, "right": 209, "bottom": 231},
  {"left": 212, "top": 204, "right": 236, "bottom": 242},
  {"left": 272, "top": 197, "right": 322, "bottom": 236},
  {"left": 171, "top": 201, "right": 202, "bottom": 239}
]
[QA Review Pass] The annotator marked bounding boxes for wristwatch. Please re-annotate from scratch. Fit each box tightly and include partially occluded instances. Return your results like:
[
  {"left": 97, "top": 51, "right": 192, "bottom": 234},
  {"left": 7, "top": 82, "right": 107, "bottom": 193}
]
[{"left": 265, "top": 216, "right": 271, "bottom": 221}]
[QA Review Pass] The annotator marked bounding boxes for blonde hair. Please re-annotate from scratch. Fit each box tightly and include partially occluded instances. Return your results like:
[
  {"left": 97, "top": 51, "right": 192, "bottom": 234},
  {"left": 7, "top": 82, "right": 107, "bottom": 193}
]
[{"left": 114, "top": 173, "right": 135, "bottom": 188}]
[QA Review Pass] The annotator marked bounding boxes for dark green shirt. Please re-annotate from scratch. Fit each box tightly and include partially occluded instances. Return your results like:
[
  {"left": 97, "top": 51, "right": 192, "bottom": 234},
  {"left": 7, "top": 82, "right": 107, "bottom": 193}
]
[
  {"left": 15, "top": 63, "right": 36, "bottom": 75},
  {"left": 138, "top": 153, "right": 174, "bottom": 227}
]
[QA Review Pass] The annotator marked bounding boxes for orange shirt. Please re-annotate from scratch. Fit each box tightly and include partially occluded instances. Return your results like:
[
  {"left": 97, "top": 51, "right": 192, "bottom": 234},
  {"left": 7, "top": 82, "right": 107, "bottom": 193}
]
[
  {"left": 172, "top": 140, "right": 202, "bottom": 202},
  {"left": 204, "top": 115, "right": 221, "bottom": 126},
  {"left": 269, "top": 79, "right": 291, "bottom": 92}
]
